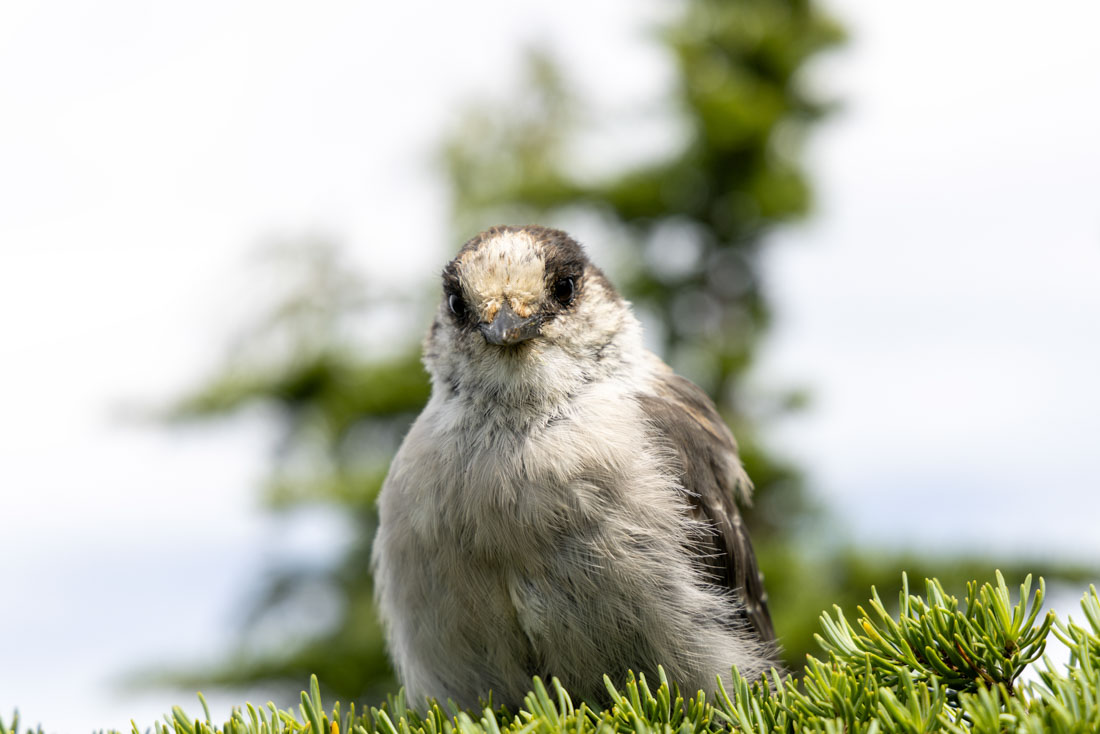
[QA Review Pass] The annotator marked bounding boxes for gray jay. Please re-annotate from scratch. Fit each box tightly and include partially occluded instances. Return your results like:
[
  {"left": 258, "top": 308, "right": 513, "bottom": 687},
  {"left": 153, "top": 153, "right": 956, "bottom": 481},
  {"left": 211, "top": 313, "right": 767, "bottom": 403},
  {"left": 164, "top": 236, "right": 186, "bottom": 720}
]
[{"left": 372, "top": 225, "right": 778, "bottom": 709}]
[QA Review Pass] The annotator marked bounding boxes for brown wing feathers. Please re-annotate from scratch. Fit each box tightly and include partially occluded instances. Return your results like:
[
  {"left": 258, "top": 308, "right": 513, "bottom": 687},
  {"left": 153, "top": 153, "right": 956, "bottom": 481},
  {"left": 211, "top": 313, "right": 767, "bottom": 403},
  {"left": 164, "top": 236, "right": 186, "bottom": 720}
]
[{"left": 636, "top": 370, "right": 777, "bottom": 646}]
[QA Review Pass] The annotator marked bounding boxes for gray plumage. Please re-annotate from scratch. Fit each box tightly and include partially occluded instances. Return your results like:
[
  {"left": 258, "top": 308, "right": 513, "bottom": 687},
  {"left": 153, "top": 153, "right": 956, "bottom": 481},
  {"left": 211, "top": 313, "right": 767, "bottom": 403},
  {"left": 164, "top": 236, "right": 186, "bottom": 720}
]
[{"left": 372, "top": 225, "right": 778, "bottom": 709}]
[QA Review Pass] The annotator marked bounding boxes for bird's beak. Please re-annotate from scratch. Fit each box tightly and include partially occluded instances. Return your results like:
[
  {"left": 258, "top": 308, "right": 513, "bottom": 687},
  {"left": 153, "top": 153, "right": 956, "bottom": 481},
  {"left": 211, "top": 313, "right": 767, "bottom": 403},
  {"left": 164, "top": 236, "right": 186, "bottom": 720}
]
[{"left": 480, "top": 302, "right": 541, "bottom": 346}]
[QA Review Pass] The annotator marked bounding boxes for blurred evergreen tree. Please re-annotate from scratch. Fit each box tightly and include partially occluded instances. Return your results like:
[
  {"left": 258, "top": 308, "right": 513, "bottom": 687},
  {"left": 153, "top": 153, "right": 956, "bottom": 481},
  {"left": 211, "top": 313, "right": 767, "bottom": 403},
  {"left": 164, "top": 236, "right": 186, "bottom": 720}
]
[
  {"left": 160, "top": 0, "right": 1093, "bottom": 704},
  {"left": 164, "top": 239, "right": 427, "bottom": 701}
]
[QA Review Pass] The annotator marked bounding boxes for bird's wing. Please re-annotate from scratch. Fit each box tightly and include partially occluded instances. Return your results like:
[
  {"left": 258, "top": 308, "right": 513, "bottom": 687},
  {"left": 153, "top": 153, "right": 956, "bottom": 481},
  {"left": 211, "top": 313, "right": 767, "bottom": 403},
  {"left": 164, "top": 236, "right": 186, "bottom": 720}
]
[{"left": 636, "top": 367, "right": 777, "bottom": 646}]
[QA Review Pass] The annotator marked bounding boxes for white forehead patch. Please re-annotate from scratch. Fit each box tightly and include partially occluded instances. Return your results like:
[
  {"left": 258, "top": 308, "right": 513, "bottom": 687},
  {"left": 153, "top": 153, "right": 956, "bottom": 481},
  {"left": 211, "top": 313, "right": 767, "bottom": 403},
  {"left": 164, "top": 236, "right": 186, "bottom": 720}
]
[{"left": 458, "top": 230, "right": 546, "bottom": 319}]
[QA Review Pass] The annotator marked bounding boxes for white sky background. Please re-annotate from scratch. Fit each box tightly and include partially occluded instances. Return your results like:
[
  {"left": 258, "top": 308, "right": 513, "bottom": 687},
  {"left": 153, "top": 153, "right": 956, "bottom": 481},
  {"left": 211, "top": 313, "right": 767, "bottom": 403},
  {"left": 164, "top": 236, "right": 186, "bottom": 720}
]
[{"left": 1, "top": 1, "right": 1099, "bottom": 731}]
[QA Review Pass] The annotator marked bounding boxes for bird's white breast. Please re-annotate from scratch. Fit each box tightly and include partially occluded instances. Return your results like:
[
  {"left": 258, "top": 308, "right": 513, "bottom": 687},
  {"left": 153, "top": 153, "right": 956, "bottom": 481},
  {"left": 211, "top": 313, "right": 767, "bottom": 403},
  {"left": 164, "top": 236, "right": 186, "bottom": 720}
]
[{"left": 385, "top": 365, "right": 681, "bottom": 556}]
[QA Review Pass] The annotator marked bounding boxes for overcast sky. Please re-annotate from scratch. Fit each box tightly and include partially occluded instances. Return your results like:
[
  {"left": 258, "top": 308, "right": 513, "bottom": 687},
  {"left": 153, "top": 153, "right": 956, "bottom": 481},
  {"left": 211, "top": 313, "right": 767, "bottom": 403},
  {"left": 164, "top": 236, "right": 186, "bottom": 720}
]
[{"left": 1, "top": 1, "right": 1099, "bottom": 731}]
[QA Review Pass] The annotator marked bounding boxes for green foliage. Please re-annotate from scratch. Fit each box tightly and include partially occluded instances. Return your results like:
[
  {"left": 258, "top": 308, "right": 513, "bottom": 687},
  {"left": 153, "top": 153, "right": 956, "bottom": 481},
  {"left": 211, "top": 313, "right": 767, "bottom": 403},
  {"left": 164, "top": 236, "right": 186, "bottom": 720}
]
[
  {"left": 11, "top": 576, "right": 1100, "bottom": 734},
  {"left": 757, "top": 551, "right": 1098, "bottom": 687},
  {"left": 815, "top": 572, "right": 1052, "bottom": 693}
]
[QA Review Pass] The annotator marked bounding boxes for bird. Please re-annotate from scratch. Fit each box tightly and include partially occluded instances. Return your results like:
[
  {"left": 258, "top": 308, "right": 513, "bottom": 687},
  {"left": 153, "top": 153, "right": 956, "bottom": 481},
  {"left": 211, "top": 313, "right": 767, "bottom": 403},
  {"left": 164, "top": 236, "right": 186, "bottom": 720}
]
[{"left": 371, "top": 225, "right": 778, "bottom": 709}]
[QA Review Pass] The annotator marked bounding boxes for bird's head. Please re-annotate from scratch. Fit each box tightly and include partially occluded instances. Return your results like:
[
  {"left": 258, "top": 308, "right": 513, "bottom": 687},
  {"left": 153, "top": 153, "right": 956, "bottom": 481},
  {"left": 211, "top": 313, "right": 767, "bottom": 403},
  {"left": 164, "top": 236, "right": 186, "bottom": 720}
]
[{"left": 423, "top": 226, "right": 640, "bottom": 403}]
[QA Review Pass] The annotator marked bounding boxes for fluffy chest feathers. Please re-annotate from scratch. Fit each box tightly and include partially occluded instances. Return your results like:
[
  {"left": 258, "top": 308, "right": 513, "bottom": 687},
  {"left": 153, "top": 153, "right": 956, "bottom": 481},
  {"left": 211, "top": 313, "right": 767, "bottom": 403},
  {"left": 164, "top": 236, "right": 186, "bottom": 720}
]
[{"left": 386, "top": 371, "right": 679, "bottom": 556}]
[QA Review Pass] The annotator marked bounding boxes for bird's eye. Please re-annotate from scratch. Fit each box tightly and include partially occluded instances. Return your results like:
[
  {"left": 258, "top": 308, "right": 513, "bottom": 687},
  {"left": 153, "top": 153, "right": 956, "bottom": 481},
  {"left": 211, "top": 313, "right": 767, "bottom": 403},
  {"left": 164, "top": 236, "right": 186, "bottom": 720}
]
[
  {"left": 553, "top": 277, "right": 575, "bottom": 305},
  {"left": 448, "top": 293, "right": 467, "bottom": 318}
]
